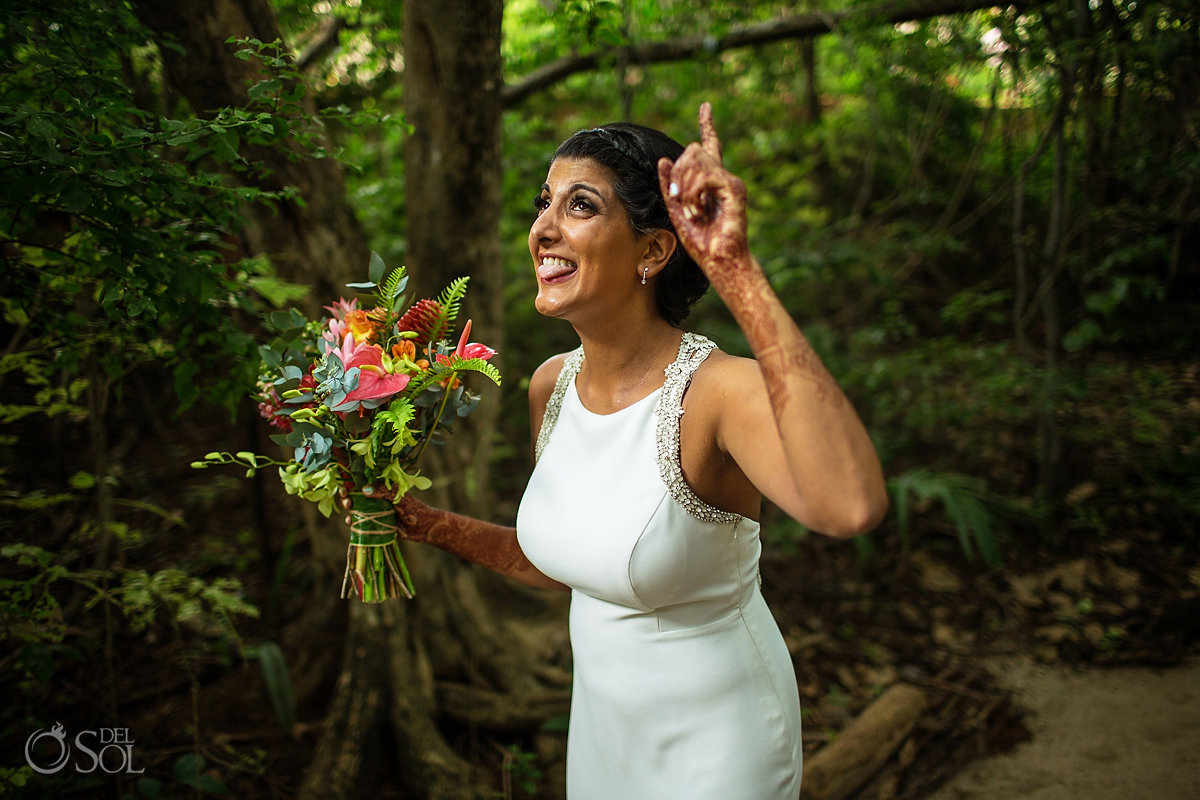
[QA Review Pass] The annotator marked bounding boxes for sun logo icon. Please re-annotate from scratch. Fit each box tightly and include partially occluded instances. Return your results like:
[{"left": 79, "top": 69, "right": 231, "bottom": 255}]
[{"left": 25, "top": 721, "right": 70, "bottom": 774}]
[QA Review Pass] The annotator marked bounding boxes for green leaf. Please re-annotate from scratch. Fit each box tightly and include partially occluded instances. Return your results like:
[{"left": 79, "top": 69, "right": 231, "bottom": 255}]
[
  {"left": 174, "top": 362, "right": 201, "bottom": 410},
  {"left": 25, "top": 114, "right": 56, "bottom": 141},
  {"left": 135, "top": 777, "right": 163, "bottom": 799},
  {"left": 368, "top": 250, "right": 387, "bottom": 285},
  {"left": 253, "top": 641, "right": 297, "bottom": 732},
  {"left": 164, "top": 127, "right": 206, "bottom": 146},
  {"left": 173, "top": 753, "right": 203, "bottom": 784},
  {"left": 212, "top": 128, "right": 241, "bottom": 163},
  {"left": 68, "top": 471, "right": 96, "bottom": 490},
  {"left": 247, "top": 77, "right": 282, "bottom": 101},
  {"left": 60, "top": 181, "right": 94, "bottom": 213},
  {"left": 379, "top": 264, "right": 409, "bottom": 311}
]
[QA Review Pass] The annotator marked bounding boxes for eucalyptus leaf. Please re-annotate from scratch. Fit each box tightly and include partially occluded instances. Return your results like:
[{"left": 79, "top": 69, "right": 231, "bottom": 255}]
[{"left": 368, "top": 250, "right": 387, "bottom": 284}]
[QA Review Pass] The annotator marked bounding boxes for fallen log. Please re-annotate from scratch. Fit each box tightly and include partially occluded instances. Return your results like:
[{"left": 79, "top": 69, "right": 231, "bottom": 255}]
[{"left": 801, "top": 683, "right": 929, "bottom": 800}]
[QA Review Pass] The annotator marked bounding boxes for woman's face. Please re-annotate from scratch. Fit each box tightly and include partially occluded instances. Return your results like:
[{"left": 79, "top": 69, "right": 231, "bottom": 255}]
[{"left": 529, "top": 157, "right": 652, "bottom": 323}]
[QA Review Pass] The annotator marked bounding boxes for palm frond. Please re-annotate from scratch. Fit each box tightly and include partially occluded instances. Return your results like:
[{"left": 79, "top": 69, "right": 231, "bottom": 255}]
[{"left": 888, "top": 467, "right": 1004, "bottom": 567}]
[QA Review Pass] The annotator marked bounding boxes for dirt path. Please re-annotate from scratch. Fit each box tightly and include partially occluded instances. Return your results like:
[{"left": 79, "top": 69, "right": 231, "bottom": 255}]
[{"left": 926, "top": 656, "right": 1200, "bottom": 800}]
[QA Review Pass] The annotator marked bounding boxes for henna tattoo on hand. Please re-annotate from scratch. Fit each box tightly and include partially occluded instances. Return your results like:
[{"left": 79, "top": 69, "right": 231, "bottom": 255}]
[{"left": 395, "top": 496, "right": 528, "bottom": 575}]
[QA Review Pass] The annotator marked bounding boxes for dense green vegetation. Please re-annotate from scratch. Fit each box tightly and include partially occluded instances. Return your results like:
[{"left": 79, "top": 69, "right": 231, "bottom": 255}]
[{"left": 1, "top": 0, "right": 1196, "bottom": 797}]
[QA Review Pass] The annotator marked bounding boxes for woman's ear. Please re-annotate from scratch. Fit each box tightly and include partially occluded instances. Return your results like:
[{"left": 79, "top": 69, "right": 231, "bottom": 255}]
[{"left": 640, "top": 229, "right": 677, "bottom": 280}]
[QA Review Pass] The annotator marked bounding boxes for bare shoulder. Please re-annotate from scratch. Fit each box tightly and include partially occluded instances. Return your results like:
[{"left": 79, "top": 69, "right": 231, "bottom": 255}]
[
  {"left": 528, "top": 352, "right": 574, "bottom": 451},
  {"left": 529, "top": 352, "right": 573, "bottom": 409},
  {"left": 688, "top": 346, "right": 763, "bottom": 403},
  {"left": 686, "top": 346, "right": 770, "bottom": 453}
]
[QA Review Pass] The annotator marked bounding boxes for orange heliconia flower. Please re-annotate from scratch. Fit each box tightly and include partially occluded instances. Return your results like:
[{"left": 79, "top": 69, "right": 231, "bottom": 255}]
[{"left": 391, "top": 340, "right": 417, "bottom": 361}]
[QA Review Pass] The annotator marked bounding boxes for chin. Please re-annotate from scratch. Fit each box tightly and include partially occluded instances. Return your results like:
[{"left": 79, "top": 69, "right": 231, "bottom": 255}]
[
  {"left": 535, "top": 283, "right": 576, "bottom": 316},
  {"left": 533, "top": 292, "right": 568, "bottom": 320}
]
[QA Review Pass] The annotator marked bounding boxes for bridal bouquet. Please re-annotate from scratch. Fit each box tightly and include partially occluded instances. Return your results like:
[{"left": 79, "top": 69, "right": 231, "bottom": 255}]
[{"left": 195, "top": 253, "right": 500, "bottom": 602}]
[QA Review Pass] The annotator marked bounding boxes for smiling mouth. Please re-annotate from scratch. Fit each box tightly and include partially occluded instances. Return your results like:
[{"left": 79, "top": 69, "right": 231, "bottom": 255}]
[{"left": 537, "top": 256, "right": 577, "bottom": 283}]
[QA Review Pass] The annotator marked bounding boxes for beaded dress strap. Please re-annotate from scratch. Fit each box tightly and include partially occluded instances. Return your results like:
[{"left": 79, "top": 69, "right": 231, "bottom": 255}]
[
  {"left": 534, "top": 347, "right": 584, "bottom": 462},
  {"left": 655, "top": 333, "right": 743, "bottom": 525}
]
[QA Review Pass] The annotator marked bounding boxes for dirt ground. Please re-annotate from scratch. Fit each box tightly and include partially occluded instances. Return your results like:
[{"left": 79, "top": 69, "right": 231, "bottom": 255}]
[
  {"left": 926, "top": 656, "right": 1200, "bottom": 800},
  {"left": 762, "top": 525, "right": 1200, "bottom": 800}
]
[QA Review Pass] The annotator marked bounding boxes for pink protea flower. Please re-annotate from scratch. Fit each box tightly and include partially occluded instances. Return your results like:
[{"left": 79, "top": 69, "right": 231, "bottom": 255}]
[
  {"left": 323, "top": 297, "right": 358, "bottom": 321},
  {"left": 323, "top": 316, "right": 349, "bottom": 348}
]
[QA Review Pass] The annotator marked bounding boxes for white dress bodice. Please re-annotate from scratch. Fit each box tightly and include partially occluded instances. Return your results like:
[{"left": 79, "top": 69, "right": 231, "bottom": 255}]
[{"left": 516, "top": 333, "right": 803, "bottom": 799}]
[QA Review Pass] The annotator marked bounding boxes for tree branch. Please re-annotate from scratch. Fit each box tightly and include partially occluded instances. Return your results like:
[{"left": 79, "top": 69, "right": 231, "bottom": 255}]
[
  {"left": 502, "top": 0, "right": 1031, "bottom": 107},
  {"left": 295, "top": 15, "right": 351, "bottom": 73}
]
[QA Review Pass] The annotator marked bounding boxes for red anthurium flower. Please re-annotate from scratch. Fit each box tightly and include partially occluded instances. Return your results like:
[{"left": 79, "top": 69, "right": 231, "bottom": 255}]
[
  {"left": 451, "top": 319, "right": 497, "bottom": 361},
  {"left": 460, "top": 342, "right": 497, "bottom": 361},
  {"left": 333, "top": 336, "right": 411, "bottom": 411}
]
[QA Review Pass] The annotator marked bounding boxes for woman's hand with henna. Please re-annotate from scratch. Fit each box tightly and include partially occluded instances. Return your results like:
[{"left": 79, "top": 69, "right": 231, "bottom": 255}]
[
  {"left": 392, "top": 493, "right": 434, "bottom": 544},
  {"left": 656, "top": 102, "right": 757, "bottom": 293}
]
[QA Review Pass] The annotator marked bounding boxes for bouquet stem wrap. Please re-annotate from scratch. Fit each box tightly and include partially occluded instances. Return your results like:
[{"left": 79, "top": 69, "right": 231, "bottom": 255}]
[{"left": 341, "top": 494, "right": 416, "bottom": 602}]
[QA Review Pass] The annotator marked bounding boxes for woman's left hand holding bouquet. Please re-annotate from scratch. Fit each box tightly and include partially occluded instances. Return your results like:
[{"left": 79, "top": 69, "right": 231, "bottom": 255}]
[{"left": 347, "top": 489, "right": 567, "bottom": 592}]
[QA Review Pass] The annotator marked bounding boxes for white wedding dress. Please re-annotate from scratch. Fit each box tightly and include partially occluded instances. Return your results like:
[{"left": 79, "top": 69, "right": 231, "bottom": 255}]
[{"left": 517, "top": 333, "right": 803, "bottom": 800}]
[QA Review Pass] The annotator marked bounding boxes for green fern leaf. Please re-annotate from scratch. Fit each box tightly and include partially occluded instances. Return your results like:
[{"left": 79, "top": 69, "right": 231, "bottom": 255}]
[
  {"left": 402, "top": 356, "right": 500, "bottom": 399},
  {"left": 448, "top": 357, "right": 502, "bottom": 386},
  {"left": 379, "top": 264, "right": 409, "bottom": 310},
  {"left": 425, "top": 277, "right": 470, "bottom": 344}
]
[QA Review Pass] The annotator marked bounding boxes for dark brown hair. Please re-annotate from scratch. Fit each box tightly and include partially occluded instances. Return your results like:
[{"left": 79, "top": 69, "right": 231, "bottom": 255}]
[{"left": 553, "top": 123, "right": 709, "bottom": 326}]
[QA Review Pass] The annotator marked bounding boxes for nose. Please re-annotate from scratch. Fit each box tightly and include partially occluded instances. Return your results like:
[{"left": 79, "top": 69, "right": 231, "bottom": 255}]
[{"left": 529, "top": 203, "right": 557, "bottom": 248}]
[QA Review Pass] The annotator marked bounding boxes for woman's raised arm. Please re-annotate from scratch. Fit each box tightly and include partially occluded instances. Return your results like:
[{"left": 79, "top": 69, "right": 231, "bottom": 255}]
[{"left": 657, "top": 103, "right": 887, "bottom": 537}]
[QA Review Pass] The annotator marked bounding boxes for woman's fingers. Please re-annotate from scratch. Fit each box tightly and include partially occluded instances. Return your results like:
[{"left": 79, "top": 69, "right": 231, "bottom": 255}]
[
  {"left": 659, "top": 103, "right": 730, "bottom": 226},
  {"left": 661, "top": 146, "right": 705, "bottom": 206},
  {"left": 698, "top": 101, "right": 723, "bottom": 165}
]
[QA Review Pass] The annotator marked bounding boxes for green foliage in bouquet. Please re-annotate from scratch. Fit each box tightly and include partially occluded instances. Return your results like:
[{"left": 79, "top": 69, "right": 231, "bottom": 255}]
[{"left": 195, "top": 253, "right": 500, "bottom": 602}]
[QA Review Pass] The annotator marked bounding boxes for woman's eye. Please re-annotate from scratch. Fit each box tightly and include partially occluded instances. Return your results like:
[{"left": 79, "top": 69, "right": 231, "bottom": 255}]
[
  {"left": 532, "top": 195, "right": 549, "bottom": 214},
  {"left": 570, "top": 197, "right": 595, "bottom": 213}
]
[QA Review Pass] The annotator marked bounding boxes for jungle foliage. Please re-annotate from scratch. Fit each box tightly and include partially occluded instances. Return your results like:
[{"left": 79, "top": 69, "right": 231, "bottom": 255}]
[{"left": 1, "top": 0, "right": 1197, "bottom": 797}]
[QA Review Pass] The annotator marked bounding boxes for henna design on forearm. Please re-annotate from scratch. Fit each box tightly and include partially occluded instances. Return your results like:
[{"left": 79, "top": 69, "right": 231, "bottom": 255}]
[
  {"left": 664, "top": 104, "right": 844, "bottom": 413},
  {"left": 757, "top": 342, "right": 844, "bottom": 411},
  {"left": 394, "top": 496, "right": 529, "bottom": 576}
]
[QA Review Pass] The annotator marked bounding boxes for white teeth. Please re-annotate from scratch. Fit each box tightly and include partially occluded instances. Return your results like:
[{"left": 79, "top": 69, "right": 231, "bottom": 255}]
[{"left": 537, "top": 256, "right": 578, "bottom": 281}]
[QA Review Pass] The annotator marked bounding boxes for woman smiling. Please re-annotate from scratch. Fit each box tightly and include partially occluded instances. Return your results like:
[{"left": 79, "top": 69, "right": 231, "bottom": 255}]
[{"left": 393, "top": 103, "right": 887, "bottom": 799}]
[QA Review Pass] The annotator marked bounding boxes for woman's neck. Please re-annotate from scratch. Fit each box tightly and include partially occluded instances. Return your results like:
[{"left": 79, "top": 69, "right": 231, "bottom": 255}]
[{"left": 572, "top": 316, "right": 683, "bottom": 410}]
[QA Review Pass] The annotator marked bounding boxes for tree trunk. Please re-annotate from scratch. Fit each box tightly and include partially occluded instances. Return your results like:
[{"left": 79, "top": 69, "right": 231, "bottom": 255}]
[
  {"left": 136, "top": 3, "right": 568, "bottom": 798},
  {"left": 403, "top": 0, "right": 507, "bottom": 519},
  {"left": 131, "top": 0, "right": 368, "bottom": 306}
]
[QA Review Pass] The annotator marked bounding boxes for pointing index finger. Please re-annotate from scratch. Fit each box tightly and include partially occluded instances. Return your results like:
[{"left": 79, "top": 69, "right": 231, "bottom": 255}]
[{"left": 698, "top": 102, "right": 722, "bottom": 164}]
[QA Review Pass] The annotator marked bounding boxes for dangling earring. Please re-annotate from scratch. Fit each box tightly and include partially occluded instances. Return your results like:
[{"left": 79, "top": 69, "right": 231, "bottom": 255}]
[{"left": 641, "top": 267, "right": 648, "bottom": 285}]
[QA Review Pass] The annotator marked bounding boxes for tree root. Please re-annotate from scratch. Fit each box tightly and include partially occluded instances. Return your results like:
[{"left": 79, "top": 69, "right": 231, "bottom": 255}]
[{"left": 437, "top": 682, "right": 571, "bottom": 731}]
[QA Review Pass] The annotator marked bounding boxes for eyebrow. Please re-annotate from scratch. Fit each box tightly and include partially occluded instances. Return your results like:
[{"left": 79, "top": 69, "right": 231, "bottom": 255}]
[{"left": 540, "top": 182, "right": 605, "bottom": 200}]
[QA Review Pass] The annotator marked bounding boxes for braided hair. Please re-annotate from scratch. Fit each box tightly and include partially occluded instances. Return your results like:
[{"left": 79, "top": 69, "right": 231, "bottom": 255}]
[{"left": 552, "top": 123, "right": 709, "bottom": 327}]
